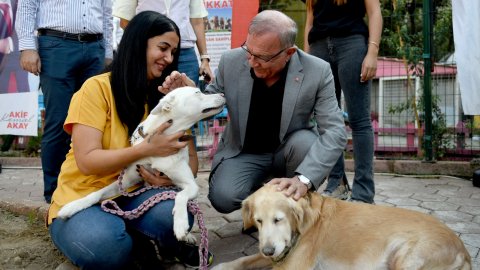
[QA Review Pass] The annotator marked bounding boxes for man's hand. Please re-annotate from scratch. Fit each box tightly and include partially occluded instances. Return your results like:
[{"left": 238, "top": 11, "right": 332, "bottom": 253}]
[
  {"left": 268, "top": 176, "right": 309, "bottom": 201},
  {"left": 20, "top": 49, "right": 41, "bottom": 75},
  {"left": 158, "top": 71, "right": 196, "bottom": 94}
]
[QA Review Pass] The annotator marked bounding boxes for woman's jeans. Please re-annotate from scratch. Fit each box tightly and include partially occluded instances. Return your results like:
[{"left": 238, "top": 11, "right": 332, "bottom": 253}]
[
  {"left": 178, "top": 47, "right": 200, "bottom": 86},
  {"left": 309, "top": 35, "right": 375, "bottom": 203},
  {"left": 49, "top": 188, "right": 194, "bottom": 269}
]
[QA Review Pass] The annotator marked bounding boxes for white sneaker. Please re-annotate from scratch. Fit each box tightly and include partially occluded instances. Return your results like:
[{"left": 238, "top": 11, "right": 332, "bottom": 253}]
[{"left": 321, "top": 183, "right": 351, "bottom": 200}]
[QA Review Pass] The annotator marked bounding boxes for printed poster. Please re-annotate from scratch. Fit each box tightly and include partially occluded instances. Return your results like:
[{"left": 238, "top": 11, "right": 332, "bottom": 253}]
[
  {"left": 0, "top": 0, "right": 40, "bottom": 136},
  {"left": 201, "top": 0, "right": 233, "bottom": 74}
]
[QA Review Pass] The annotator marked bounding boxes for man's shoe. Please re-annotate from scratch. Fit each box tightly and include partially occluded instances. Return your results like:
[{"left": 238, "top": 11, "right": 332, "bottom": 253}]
[
  {"left": 347, "top": 196, "right": 376, "bottom": 205},
  {"left": 44, "top": 195, "right": 52, "bottom": 204},
  {"left": 321, "top": 183, "right": 351, "bottom": 200},
  {"left": 174, "top": 242, "right": 214, "bottom": 268}
]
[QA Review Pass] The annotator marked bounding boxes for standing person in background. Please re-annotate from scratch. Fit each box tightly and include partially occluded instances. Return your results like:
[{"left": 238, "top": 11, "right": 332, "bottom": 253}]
[
  {"left": 304, "top": 0, "right": 382, "bottom": 204},
  {"left": 113, "top": 0, "right": 214, "bottom": 86},
  {"left": 15, "top": 0, "right": 113, "bottom": 203}
]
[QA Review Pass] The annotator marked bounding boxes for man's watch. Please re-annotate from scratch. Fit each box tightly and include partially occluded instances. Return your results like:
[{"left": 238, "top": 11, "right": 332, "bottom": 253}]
[{"left": 297, "top": 175, "right": 312, "bottom": 190}]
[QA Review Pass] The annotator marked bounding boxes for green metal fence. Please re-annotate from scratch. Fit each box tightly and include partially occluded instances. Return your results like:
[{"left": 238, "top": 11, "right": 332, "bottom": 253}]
[{"left": 193, "top": 0, "right": 479, "bottom": 165}]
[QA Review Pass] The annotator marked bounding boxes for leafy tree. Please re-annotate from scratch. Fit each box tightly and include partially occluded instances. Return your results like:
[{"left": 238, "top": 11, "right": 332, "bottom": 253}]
[{"left": 380, "top": 0, "right": 453, "bottom": 61}]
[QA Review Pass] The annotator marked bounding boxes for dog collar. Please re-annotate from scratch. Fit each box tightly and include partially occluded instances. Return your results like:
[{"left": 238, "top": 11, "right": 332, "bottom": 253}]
[
  {"left": 271, "top": 231, "right": 300, "bottom": 265},
  {"left": 138, "top": 126, "right": 148, "bottom": 138}
]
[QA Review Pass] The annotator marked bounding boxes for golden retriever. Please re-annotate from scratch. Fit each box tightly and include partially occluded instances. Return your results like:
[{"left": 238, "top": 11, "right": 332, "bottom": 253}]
[{"left": 212, "top": 184, "right": 472, "bottom": 270}]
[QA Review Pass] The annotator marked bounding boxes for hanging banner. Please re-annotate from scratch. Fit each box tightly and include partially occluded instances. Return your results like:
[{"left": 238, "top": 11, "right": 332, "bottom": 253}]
[
  {"left": 201, "top": 0, "right": 258, "bottom": 74},
  {"left": 452, "top": 0, "right": 480, "bottom": 115},
  {"left": 0, "top": 0, "right": 39, "bottom": 136}
]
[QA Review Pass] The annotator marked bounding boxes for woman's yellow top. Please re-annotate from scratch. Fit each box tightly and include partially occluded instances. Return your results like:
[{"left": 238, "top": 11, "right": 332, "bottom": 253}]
[{"left": 48, "top": 72, "right": 132, "bottom": 224}]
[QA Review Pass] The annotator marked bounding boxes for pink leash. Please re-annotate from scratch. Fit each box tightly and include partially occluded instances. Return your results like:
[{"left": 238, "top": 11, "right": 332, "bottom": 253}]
[{"left": 101, "top": 169, "right": 209, "bottom": 270}]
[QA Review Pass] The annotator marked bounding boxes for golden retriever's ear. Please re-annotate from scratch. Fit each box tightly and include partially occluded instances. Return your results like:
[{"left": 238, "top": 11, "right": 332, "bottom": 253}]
[
  {"left": 295, "top": 195, "right": 315, "bottom": 234},
  {"left": 289, "top": 201, "right": 305, "bottom": 234},
  {"left": 242, "top": 197, "right": 255, "bottom": 229}
]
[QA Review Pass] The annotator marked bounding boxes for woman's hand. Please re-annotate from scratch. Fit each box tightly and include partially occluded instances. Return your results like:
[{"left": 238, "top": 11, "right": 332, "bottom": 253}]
[
  {"left": 137, "top": 165, "right": 174, "bottom": 187},
  {"left": 139, "top": 120, "right": 189, "bottom": 157},
  {"left": 360, "top": 52, "right": 378, "bottom": 83},
  {"left": 158, "top": 71, "right": 196, "bottom": 94},
  {"left": 199, "top": 62, "right": 214, "bottom": 83}
]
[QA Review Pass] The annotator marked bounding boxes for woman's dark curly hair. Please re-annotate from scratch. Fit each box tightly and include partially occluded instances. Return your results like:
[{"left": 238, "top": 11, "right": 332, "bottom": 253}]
[{"left": 109, "top": 11, "right": 181, "bottom": 136}]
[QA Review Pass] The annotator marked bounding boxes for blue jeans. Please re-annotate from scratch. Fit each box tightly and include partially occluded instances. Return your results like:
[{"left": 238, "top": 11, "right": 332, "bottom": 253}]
[
  {"left": 38, "top": 35, "right": 105, "bottom": 202},
  {"left": 49, "top": 187, "right": 194, "bottom": 269},
  {"left": 309, "top": 35, "right": 375, "bottom": 203},
  {"left": 178, "top": 47, "right": 200, "bottom": 86}
]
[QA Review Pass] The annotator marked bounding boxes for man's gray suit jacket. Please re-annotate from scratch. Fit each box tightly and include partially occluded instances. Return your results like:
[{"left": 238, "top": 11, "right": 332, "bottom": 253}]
[{"left": 205, "top": 48, "right": 347, "bottom": 189}]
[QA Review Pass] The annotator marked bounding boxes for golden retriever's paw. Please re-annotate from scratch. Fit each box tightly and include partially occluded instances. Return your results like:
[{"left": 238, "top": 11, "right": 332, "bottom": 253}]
[{"left": 210, "top": 263, "right": 229, "bottom": 270}]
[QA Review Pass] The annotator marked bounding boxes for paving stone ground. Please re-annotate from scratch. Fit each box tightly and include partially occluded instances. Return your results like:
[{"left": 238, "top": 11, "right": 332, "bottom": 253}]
[{"left": 0, "top": 168, "right": 479, "bottom": 269}]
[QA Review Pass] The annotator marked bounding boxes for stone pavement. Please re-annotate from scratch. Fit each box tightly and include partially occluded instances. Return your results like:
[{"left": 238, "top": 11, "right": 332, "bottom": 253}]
[{"left": 0, "top": 167, "right": 479, "bottom": 269}]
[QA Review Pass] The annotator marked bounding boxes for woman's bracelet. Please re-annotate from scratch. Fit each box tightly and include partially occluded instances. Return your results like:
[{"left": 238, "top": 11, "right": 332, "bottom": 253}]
[{"left": 368, "top": 41, "right": 380, "bottom": 49}]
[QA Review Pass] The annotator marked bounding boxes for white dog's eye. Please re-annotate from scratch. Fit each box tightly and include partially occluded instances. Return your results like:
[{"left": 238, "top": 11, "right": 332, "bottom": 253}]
[
  {"left": 256, "top": 219, "right": 263, "bottom": 224},
  {"left": 274, "top": 217, "right": 282, "bottom": 224}
]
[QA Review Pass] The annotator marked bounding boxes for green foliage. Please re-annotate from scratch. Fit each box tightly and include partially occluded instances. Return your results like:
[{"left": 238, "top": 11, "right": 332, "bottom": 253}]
[
  {"left": 380, "top": 0, "right": 453, "bottom": 60},
  {"left": 417, "top": 94, "right": 453, "bottom": 158},
  {"left": 387, "top": 84, "right": 453, "bottom": 159},
  {"left": 1, "top": 135, "right": 15, "bottom": 152},
  {"left": 25, "top": 133, "right": 42, "bottom": 157}
]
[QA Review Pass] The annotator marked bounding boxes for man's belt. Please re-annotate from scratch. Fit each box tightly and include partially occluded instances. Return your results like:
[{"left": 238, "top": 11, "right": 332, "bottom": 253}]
[{"left": 38, "top": 29, "right": 103, "bottom": 42}]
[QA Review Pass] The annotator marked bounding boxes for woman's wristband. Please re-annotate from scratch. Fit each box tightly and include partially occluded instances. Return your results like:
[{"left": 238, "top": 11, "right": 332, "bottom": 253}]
[
  {"left": 368, "top": 41, "right": 380, "bottom": 49},
  {"left": 200, "top": 54, "right": 210, "bottom": 62}
]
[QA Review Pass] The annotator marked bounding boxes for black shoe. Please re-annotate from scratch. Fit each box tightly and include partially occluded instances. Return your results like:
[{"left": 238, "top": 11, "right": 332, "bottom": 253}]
[
  {"left": 174, "top": 242, "right": 214, "bottom": 268},
  {"left": 129, "top": 231, "right": 165, "bottom": 270},
  {"left": 44, "top": 195, "right": 52, "bottom": 204}
]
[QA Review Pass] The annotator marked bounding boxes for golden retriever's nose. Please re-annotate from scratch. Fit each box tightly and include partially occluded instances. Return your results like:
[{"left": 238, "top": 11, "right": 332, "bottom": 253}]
[{"left": 262, "top": 246, "right": 275, "bottom": 257}]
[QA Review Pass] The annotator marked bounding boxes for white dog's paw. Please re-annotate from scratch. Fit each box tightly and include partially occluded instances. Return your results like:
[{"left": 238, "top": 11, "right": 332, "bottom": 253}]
[
  {"left": 57, "top": 200, "right": 87, "bottom": 218},
  {"left": 57, "top": 193, "right": 101, "bottom": 219},
  {"left": 173, "top": 215, "right": 190, "bottom": 241},
  {"left": 172, "top": 205, "right": 190, "bottom": 241}
]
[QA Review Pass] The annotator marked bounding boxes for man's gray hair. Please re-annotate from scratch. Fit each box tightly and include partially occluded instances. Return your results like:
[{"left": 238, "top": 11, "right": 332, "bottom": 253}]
[{"left": 248, "top": 10, "right": 297, "bottom": 48}]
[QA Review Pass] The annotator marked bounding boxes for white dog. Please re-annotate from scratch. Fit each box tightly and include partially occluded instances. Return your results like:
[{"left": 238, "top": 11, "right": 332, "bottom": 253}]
[{"left": 58, "top": 86, "right": 225, "bottom": 241}]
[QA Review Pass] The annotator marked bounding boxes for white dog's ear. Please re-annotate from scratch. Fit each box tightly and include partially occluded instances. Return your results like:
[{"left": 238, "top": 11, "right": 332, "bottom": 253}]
[
  {"left": 242, "top": 197, "right": 255, "bottom": 230},
  {"left": 151, "top": 95, "right": 175, "bottom": 115}
]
